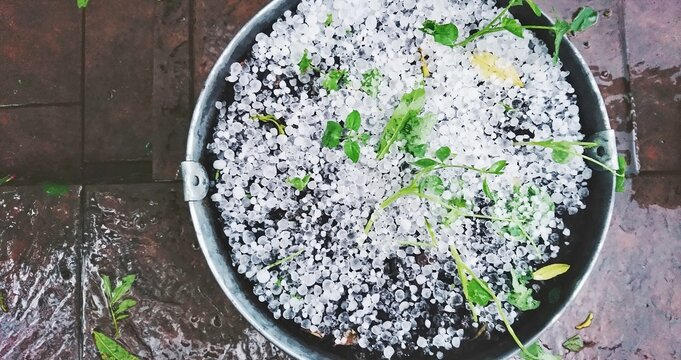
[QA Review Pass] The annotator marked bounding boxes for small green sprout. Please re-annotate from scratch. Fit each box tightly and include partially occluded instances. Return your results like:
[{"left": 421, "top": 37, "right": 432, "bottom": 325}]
[
  {"left": 513, "top": 140, "right": 625, "bottom": 192},
  {"left": 321, "top": 110, "right": 368, "bottom": 163},
  {"left": 298, "top": 49, "right": 313, "bottom": 73},
  {"left": 322, "top": 69, "right": 348, "bottom": 91},
  {"left": 288, "top": 174, "right": 311, "bottom": 191},
  {"left": 100, "top": 273, "right": 137, "bottom": 339},
  {"left": 420, "top": 20, "right": 459, "bottom": 47},
  {"left": 421, "top": 2, "right": 598, "bottom": 64},
  {"left": 507, "top": 270, "right": 540, "bottom": 311},
  {"left": 360, "top": 69, "right": 382, "bottom": 96}
]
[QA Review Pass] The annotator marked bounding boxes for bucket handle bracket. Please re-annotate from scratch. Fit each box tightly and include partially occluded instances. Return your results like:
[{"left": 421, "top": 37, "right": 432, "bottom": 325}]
[
  {"left": 181, "top": 161, "right": 209, "bottom": 202},
  {"left": 584, "top": 130, "right": 618, "bottom": 171}
]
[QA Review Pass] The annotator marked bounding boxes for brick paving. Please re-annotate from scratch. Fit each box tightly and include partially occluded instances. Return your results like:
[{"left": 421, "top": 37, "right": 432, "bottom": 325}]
[{"left": 0, "top": 0, "right": 679, "bottom": 358}]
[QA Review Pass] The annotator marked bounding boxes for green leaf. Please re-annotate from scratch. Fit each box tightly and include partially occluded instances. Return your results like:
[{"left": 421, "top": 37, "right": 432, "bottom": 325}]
[
  {"left": 43, "top": 183, "right": 70, "bottom": 197},
  {"left": 400, "top": 113, "right": 435, "bottom": 158},
  {"left": 551, "top": 145, "right": 573, "bottom": 164},
  {"left": 501, "top": 18, "right": 524, "bottom": 38},
  {"left": 93, "top": 331, "right": 139, "bottom": 360},
  {"left": 115, "top": 314, "right": 130, "bottom": 321},
  {"left": 344, "top": 140, "right": 360, "bottom": 163},
  {"left": 358, "top": 133, "right": 371, "bottom": 145},
  {"left": 111, "top": 274, "right": 136, "bottom": 305},
  {"left": 298, "top": 49, "right": 312, "bottom": 73},
  {"left": 413, "top": 158, "right": 438, "bottom": 168},
  {"left": 0, "top": 174, "right": 15, "bottom": 186},
  {"left": 570, "top": 7, "right": 598, "bottom": 33},
  {"left": 321, "top": 121, "right": 343, "bottom": 148},
  {"left": 562, "top": 334, "right": 585, "bottom": 353},
  {"left": 322, "top": 69, "right": 348, "bottom": 91},
  {"left": 324, "top": 13, "right": 333, "bottom": 27},
  {"left": 482, "top": 178, "right": 496, "bottom": 202},
  {"left": 435, "top": 146, "right": 452, "bottom": 162},
  {"left": 509, "top": 0, "right": 524, "bottom": 6},
  {"left": 552, "top": 19, "right": 571, "bottom": 64},
  {"left": 526, "top": 0, "right": 542, "bottom": 16},
  {"left": 114, "top": 299, "right": 137, "bottom": 316},
  {"left": 507, "top": 271, "right": 540, "bottom": 311},
  {"left": 487, "top": 160, "right": 508, "bottom": 174},
  {"left": 77, "top": 0, "right": 90, "bottom": 9},
  {"left": 376, "top": 87, "right": 426, "bottom": 159},
  {"left": 419, "top": 175, "right": 445, "bottom": 196},
  {"left": 502, "top": 224, "right": 524, "bottom": 238},
  {"left": 405, "top": 143, "right": 427, "bottom": 158},
  {"left": 0, "top": 290, "right": 8, "bottom": 313},
  {"left": 360, "top": 69, "right": 382, "bottom": 96},
  {"left": 287, "top": 174, "right": 311, "bottom": 191},
  {"left": 467, "top": 278, "right": 492, "bottom": 306},
  {"left": 615, "top": 154, "right": 626, "bottom": 192},
  {"left": 521, "top": 342, "right": 561, "bottom": 360},
  {"left": 532, "top": 263, "right": 570, "bottom": 280},
  {"left": 345, "top": 110, "right": 361, "bottom": 131},
  {"left": 421, "top": 20, "right": 459, "bottom": 47},
  {"left": 100, "top": 275, "right": 113, "bottom": 299},
  {"left": 448, "top": 196, "right": 467, "bottom": 208}
]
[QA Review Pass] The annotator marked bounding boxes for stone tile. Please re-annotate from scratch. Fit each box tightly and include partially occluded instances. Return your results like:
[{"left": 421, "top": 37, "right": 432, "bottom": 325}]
[
  {"left": 84, "top": 0, "right": 155, "bottom": 163},
  {"left": 632, "top": 174, "right": 681, "bottom": 209},
  {"left": 624, "top": 0, "right": 681, "bottom": 171},
  {"left": 81, "top": 184, "right": 287, "bottom": 358},
  {"left": 0, "top": 1, "right": 81, "bottom": 105},
  {"left": 152, "top": 0, "right": 192, "bottom": 181},
  {"left": 541, "top": 179, "right": 681, "bottom": 359},
  {"left": 0, "top": 185, "right": 81, "bottom": 358},
  {"left": 193, "top": 0, "right": 270, "bottom": 93},
  {"left": 0, "top": 106, "right": 82, "bottom": 183}
]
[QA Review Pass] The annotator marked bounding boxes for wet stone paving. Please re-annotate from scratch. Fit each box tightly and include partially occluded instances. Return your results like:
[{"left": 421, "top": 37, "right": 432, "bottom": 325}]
[{"left": 0, "top": 0, "right": 679, "bottom": 359}]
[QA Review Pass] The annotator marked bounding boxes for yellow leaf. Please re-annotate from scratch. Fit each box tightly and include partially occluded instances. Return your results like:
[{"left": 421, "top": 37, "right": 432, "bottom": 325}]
[
  {"left": 471, "top": 52, "right": 524, "bottom": 87},
  {"left": 575, "top": 312, "right": 594, "bottom": 329},
  {"left": 532, "top": 263, "right": 570, "bottom": 280},
  {"left": 418, "top": 47, "right": 430, "bottom": 78}
]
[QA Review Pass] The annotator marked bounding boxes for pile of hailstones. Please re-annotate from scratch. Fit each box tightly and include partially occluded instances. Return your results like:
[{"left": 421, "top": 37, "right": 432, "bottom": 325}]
[{"left": 209, "top": 0, "right": 590, "bottom": 358}]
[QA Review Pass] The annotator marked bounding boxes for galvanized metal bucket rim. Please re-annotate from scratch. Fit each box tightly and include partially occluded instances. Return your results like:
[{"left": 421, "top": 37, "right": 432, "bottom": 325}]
[{"left": 183, "top": 1, "right": 615, "bottom": 358}]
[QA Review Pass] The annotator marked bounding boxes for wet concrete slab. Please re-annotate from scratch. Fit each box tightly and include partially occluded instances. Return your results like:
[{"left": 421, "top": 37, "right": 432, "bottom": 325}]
[
  {"left": 81, "top": 184, "right": 287, "bottom": 359},
  {"left": 151, "top": 0, "right": 192, "bottom": 181},
  {"left": 0, "top": 105, "right": 82, "bottom": 183},
  {"left": 83, "top": 0, "right": 155, "bottom": 163},
  {"left": 0, "top": 185, "right": 81, "bottom": 358},
  {"left": 541, "top": 176, "right": 681, "bottom": 359},
  {"left": 624, "top": 0, "right": 681, "bottom": 172},
  {"left": 0, "top": 1, "right": 82, "bottom": 105}
]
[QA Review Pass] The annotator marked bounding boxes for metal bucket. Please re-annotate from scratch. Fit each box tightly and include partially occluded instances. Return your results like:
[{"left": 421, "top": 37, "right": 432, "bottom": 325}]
[{"left": 182, "top": 1, "right": 616, "bottom": 358}]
